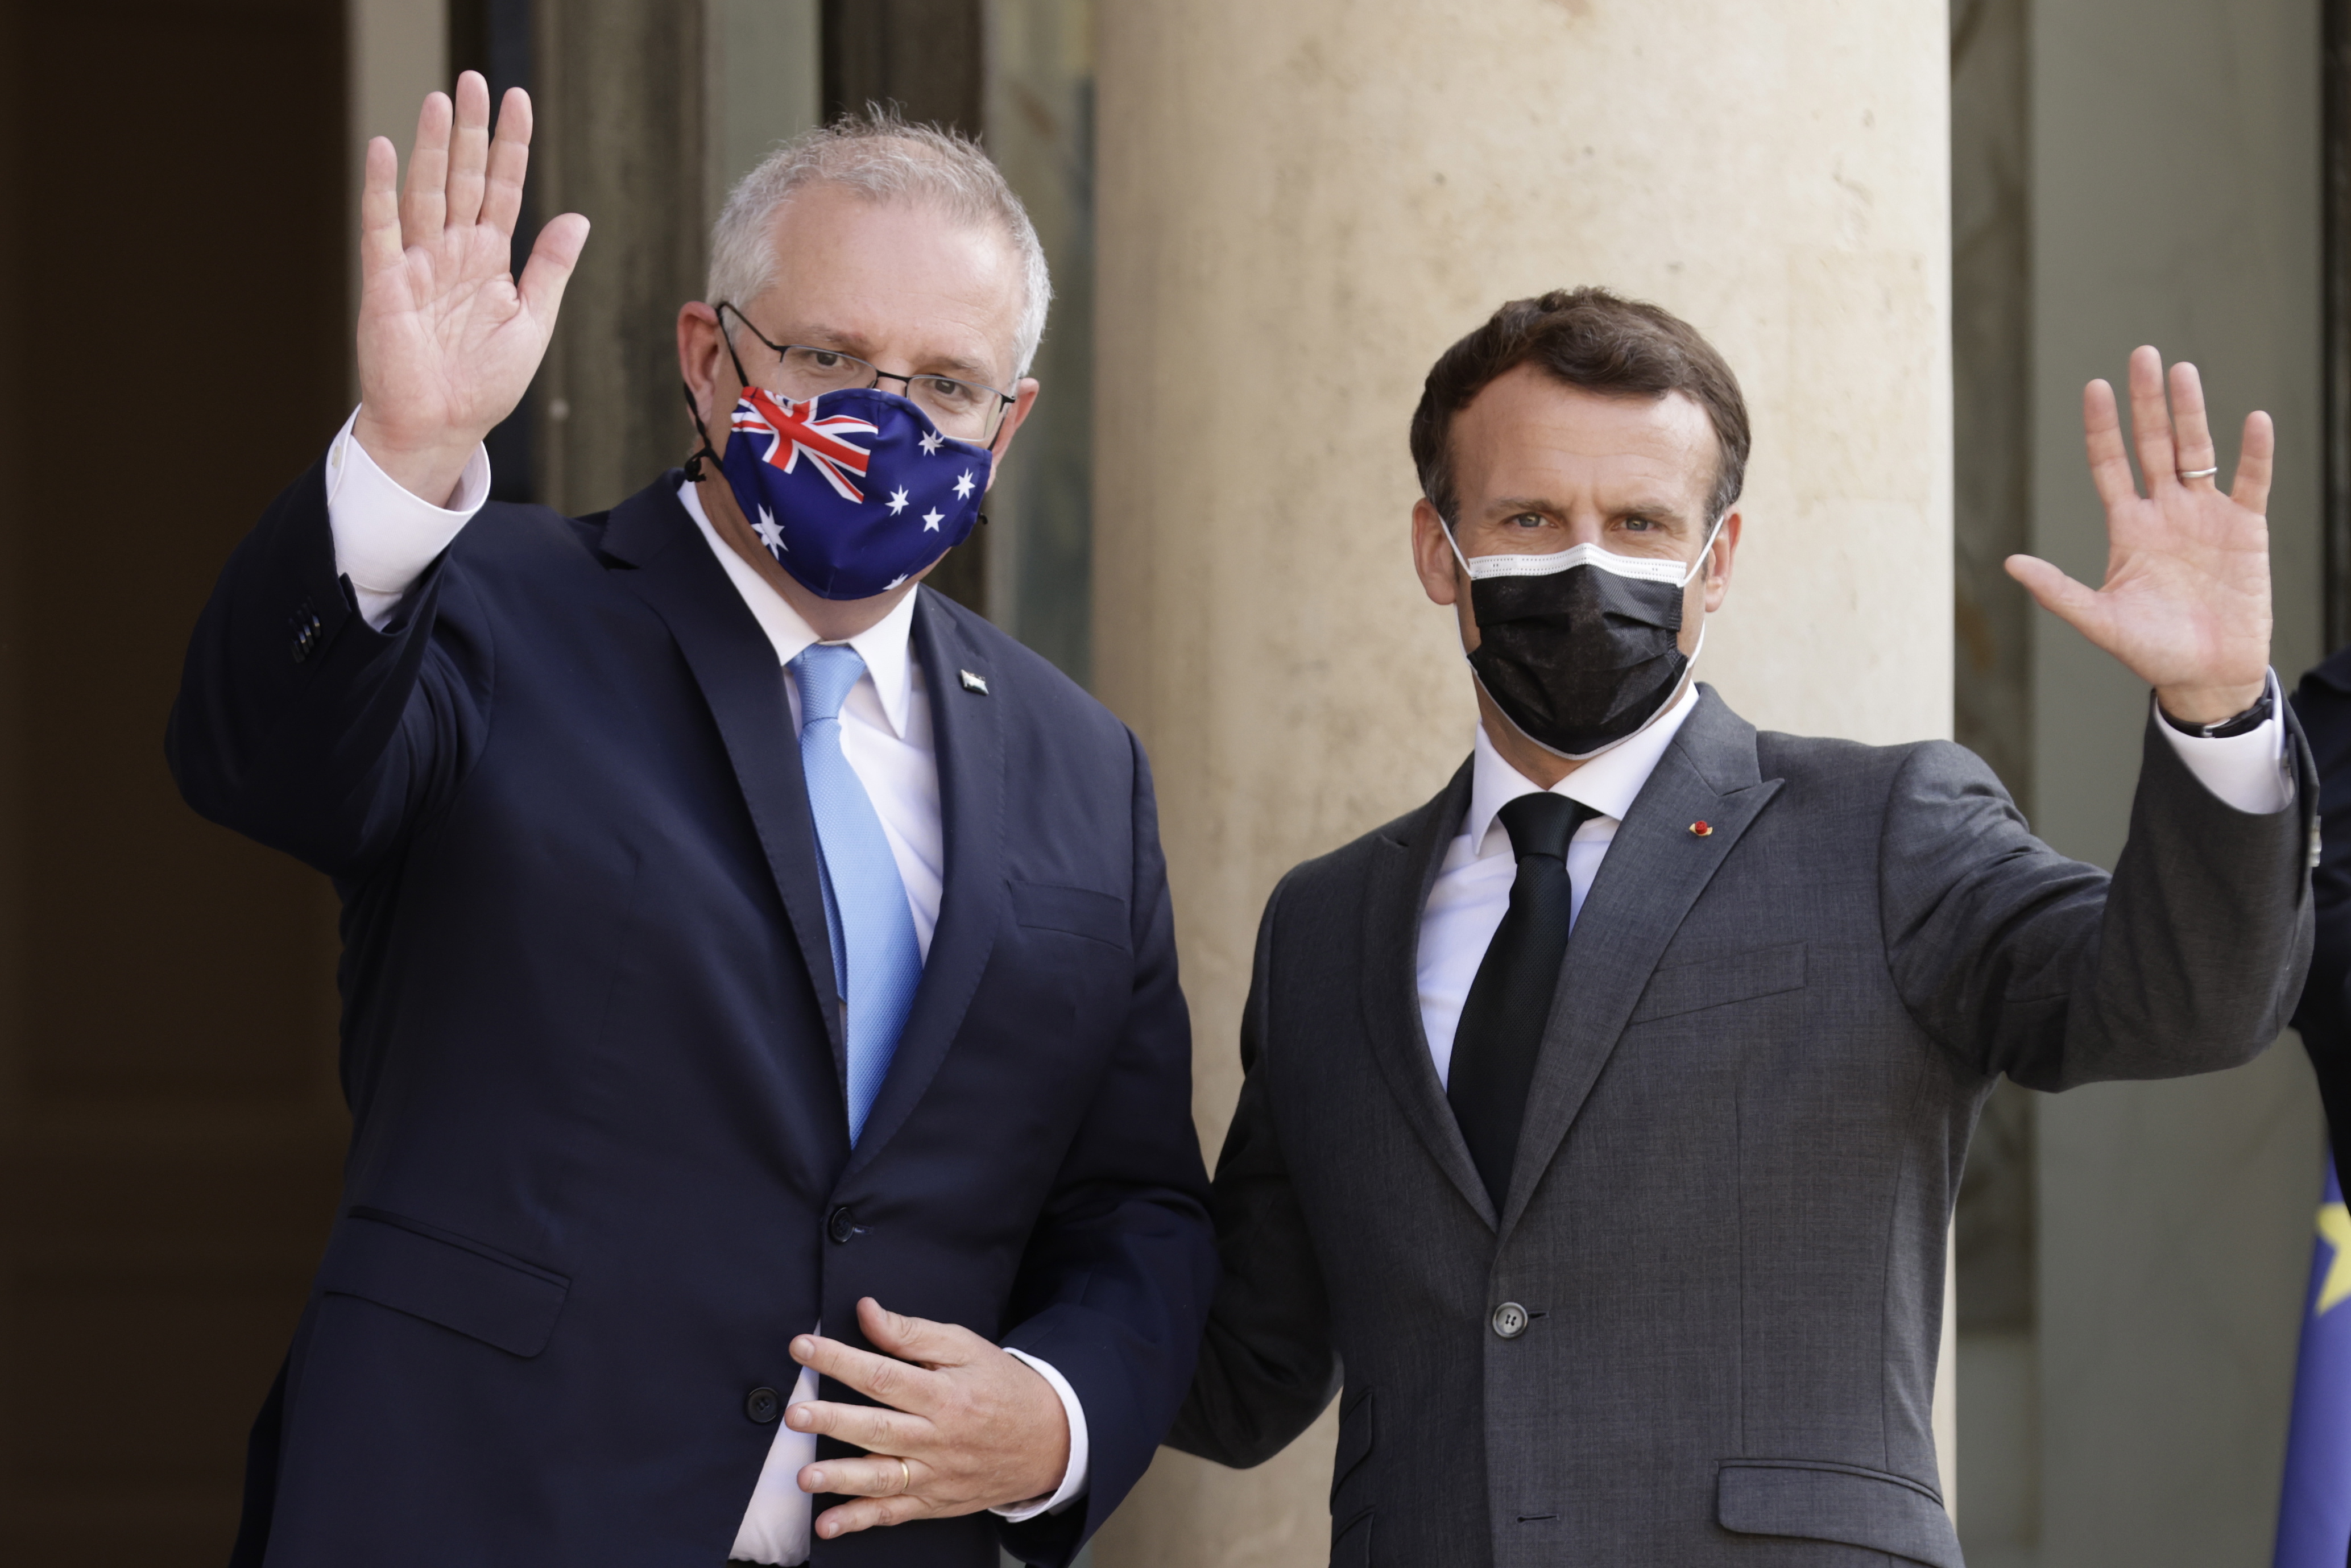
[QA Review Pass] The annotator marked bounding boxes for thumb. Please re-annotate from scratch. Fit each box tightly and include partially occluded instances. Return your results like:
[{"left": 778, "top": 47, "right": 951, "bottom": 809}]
[
  {"left": 858, "top": 1296, "right": 970, "bottom": 1369},
  {"left": 518, "top": 210, "right": 590, "bottom": 324},
  {"left": 2004, "top": 553, "right": 2108, "bottom": 637}
]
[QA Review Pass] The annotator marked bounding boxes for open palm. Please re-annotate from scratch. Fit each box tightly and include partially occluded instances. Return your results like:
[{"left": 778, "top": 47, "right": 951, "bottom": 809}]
[
  {"left": 2006, "top": 346, "right": 2274, "bottom": 726},
  {"left": 351, "top": 72, "right": 589, "bottom": 505}
]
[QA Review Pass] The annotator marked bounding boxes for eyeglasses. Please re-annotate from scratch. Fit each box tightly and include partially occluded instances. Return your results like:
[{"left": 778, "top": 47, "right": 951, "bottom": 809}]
[{"left": 717, "top": 303, "right": 1017, "bottom": 444}]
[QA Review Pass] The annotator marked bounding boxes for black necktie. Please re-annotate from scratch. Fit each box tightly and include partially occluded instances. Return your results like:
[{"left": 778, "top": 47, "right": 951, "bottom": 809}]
[{"left": 1448, "top": 792, "right": 1600, "bottom": 1211}]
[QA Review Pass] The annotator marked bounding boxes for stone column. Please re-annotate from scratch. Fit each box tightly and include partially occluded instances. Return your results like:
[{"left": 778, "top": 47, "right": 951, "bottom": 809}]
[
  {"left": 1086, "top": 4, "right": 1953, "bottom": 1562},
  {"left": 533, "top": 0, "right": 711, "bottom": 516}
]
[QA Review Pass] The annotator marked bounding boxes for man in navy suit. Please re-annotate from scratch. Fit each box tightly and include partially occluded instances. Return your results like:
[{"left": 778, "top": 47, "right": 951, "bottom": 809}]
[{"left": 168, "top": 75, "right": 1214, "bottom": 1567}]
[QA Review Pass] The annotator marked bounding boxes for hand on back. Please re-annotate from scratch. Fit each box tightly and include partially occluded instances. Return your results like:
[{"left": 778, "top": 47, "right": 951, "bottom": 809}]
[
  {"left": 351, "top": 72, "right": 589, "bottom": 506},
  {"left": 2006, "top": 346, "right": 2274, "bottom": 726}
]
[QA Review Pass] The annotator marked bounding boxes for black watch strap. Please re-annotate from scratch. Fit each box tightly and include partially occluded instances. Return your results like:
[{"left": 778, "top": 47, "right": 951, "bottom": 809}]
[{"left": 2158, "top": 680, "right": 2275, "bottom": 739}]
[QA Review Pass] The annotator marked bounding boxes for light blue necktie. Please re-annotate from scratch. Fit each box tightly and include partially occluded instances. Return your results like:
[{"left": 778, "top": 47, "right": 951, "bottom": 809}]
[{"left": 790, "top": 644, "right": 923, "bottom": 1145}]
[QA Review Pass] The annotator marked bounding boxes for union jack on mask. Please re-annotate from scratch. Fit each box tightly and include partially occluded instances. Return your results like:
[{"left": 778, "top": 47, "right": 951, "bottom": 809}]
[{"left": 712, "top": 386, "right": 993, "bottom": 601}]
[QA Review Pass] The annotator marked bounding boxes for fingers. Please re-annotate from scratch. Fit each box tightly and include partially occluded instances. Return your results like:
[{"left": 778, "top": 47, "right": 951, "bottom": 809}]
[
  {"left": 2167, "top": 361, "right": 2219, "bottom": 484},
  {"left": 2080, "top": 378, "right": 2139, "bottom": 510},
  {"left": 784, "top": 1396, "right": 928, "bottom": 1454},
  {"left": 2004, "top": 553, "right": 2113, "bottom": 641},
  {"left": 800, "top": 1452, "right": 926, "bottom": 1500},
  {"left": 813, "top": 1493, "right": 932, "bottom": 1540},
  {"left": 2125, "top": 345, "right": 2178, "bottom": 493},
  {"left": 2233, "top": 409, "right": 2277, "bottom": 515},
  {"left": 400, "top": 90, "right": 453, "bottom": 248},
  {"left": 358, "top": 138, "right": 403, "bottom": 280},
  {"left": 445, "top": 72, "right": 493, "bottom": 231},
  {"left": 792, "top": 1331, "right": 944, "bottom": 1417},
  {"left": 479, "top": 87, "right": 534, "bottom": 239},
  {"left": 857, "top": 1296, "right": 983, "bottom": 1368},
  {"left": 518, "top": 212, "right": 590, "bottom": 325}
]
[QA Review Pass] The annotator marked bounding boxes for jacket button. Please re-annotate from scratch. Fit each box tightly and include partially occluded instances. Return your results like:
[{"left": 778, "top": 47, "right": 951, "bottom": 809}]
[
  {"left": 1491, "top": 1301, "right": 1530, "bottom": 1339},
  {"left": 745, "top": 1385, "right": 781, "bottom": 1424},
  {"left": 827, "top": 1205, "right": 857, "bottom": 1244}
]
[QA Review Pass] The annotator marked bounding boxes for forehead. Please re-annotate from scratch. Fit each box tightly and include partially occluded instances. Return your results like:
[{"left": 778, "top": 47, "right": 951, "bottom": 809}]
[
  {"left": 1450, "top": 363, "right": 1717, "bottom": 512},
  {"left": 748, "top": 183, "right": 1024, "bottom": 379}
]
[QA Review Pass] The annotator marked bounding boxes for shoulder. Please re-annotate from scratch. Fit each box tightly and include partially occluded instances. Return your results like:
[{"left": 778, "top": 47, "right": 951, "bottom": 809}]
[
  {"left": 442, "top": 497, "right": 612, "bottom": 584},
  {"left": 1754, "top": 728, "right": 2006, "bottom": 802}
]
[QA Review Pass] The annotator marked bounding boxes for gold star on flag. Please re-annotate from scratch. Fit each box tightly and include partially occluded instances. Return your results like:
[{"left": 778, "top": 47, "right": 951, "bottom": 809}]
[{"left": 2317, "top": 1201, "right": 2351, "bottom": 1315}]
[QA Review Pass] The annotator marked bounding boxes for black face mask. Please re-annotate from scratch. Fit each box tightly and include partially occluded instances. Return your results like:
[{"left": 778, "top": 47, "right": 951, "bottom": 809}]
[{"left": 1452, "top": 527, "right": 1716, "bottom": 760}]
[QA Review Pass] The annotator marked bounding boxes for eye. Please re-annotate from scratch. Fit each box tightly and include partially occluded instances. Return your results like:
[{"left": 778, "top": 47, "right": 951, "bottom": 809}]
[
  {"left": 923, "top": 377, "right": 982, "bottom": 409},
  {"left": 1509, "top": 512, "right": 1546, "bottom": 529},
  {"left": 1620, "top": 516, "right": 1658, "bottom": 532},
  {"left": 806, "top": 350, "right": 846, "bottom": 370}
]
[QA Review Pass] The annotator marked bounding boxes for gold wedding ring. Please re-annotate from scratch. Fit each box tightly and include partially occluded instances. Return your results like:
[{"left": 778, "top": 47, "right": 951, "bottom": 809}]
[{"left": 897, "top": 1457, "right": 912, "bottom": 1494}]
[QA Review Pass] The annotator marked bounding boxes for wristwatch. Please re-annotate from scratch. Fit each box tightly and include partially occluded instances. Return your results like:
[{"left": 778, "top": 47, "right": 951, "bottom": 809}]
[{"left": 2158, "top": 680, "right": 2274, "bottom": 739}]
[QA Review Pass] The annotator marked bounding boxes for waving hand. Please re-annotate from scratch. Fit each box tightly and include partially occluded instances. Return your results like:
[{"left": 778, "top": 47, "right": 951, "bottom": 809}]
[
  {"left": 350, "top": 72, "right": 589, "bottom": 505},
  {"left": 2005, "top": 346, "right": 2273, "bottom": 726}
]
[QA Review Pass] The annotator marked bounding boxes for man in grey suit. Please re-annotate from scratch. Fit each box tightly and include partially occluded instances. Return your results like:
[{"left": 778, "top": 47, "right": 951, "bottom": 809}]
[{"left": 1168, "top": 288, "right": 2315, "bottom": 1566}]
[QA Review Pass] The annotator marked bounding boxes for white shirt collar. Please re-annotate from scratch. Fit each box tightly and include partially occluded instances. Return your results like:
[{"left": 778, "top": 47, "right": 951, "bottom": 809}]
[
  {"left": 677, "top": 479, "right": 918, "bottom": 739},
  {"left": 1461, "top": 682, "right": 1703, "bottom": 857}
]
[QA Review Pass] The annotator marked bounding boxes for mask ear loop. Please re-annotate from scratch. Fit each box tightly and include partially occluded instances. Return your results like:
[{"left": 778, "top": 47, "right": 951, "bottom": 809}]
[{"left": 682, "top": 304, "right": 764, "bottom": 483}]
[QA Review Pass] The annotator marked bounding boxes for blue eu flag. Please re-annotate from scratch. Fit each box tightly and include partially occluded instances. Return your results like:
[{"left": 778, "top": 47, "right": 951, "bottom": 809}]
[{"left": 2277, "top": 1155, "right": 2351, "bottom": 1567}]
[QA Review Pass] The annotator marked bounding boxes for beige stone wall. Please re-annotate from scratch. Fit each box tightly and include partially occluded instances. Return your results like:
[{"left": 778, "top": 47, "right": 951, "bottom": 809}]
[{"left": 1087, "top": 3, "right": 1952, "bottom": 1562}]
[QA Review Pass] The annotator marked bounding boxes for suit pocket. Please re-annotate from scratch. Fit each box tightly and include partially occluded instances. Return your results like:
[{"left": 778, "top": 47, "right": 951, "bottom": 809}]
[
  {"left": 318, "top": 1209, "right": 571, "bottom": 1358},
  {"left": 1716, "top": 1459, "right": 1959, "bottom": 1568},
  {"left": 1010, "top": 880, "right": 1128, "bottom": 949},
  {"left": 1631, "top": 941, "right": 1806, "bottom": 1023},
  {"left": 1330, "top": 1384, "right": 1374, "bottom": 1500}
]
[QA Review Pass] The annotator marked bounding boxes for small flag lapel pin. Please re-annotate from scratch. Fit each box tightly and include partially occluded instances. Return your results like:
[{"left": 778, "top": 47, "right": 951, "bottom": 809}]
[
  {"left": 959, "top": 669, "right": 990, "bottom": 694},
  {"left": 1689, "top": 820, "right": 1712, "bottom": 837}
]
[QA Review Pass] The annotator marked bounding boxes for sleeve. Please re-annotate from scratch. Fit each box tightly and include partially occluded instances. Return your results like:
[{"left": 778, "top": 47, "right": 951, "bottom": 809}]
[
  {"left": 1882, "top": 710, "right": 2316, "bottom": 1092},
  {"left": 2289, "top": 653, "right": 2351, "bottom": 1182},
  {"left": 991, "top": 1352, "right": 1089, "bottom": 1521},
  {"left": 994, "top": 730, "right": 1220, "bottom": 1568},
  {"left": 164, "top": 446, "right": 497, "bottom": 881},
  {"left": 1162, "top": 871, "right": 1344, "bottom": 1469},
  {"left": 2151, "top": 669, "right": 2292, "bottom": 814},
  {"left": 324, "top": 407, "right": 490, "bottom": 628}
]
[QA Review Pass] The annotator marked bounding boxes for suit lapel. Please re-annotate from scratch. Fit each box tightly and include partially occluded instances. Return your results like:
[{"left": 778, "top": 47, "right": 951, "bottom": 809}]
[
  {"left": 1360, "top": 762, "right": 1499, "bottom": 1229},
  {"left": 601, "top": 477, "right": 845, "bottom": 1080},
  {"left": 839, "top": 591, "right": 1005, "bottom": 1180},
  {"left": 1497, "top": 688, "right": 1783, "bottom": 1244}
]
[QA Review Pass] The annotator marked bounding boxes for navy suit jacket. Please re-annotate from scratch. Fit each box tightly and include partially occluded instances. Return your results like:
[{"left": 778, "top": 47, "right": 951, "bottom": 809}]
[{"left": 167, "top": 463, "right": 1217, "bottom": 1567}]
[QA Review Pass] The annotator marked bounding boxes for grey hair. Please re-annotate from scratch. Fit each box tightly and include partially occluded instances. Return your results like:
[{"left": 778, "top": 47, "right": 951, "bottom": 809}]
[{"left": 706, "top": 109, "right": 1052, "bottom": 381}]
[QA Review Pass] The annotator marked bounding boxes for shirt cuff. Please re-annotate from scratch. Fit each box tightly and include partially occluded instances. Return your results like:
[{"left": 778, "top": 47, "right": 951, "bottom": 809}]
[
  {"left": 991, "top": 1349, "right": 1089, "bottom": 1522},
  {"left": 2152, "top": 669, "right": 2294, "bottom": 814},
  {"left": 325, "top": 406, "right": 491, "bottom": 629}
]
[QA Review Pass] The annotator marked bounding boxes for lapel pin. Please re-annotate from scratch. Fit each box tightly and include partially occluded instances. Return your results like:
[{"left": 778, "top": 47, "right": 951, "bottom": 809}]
[
  {"left": 1689, "top": 820, "right": 1712, "bottom": 837},
  {"left": 959, "top": 669, "right": 990, "bottom": 695}
]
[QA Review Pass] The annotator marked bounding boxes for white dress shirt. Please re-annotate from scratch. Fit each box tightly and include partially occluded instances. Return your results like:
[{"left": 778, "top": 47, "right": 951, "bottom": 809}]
[
  {"left": 1416, "top": 672, "right": 2296, "bottom": 1086},
  {"left": 321, "top": 412, "right": 1088, "bottom": 1565}
]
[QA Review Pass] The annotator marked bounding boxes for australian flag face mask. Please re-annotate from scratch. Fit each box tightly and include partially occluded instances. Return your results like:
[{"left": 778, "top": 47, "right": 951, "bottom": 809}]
[{"left": 688, "top": 382, "right": 994, "bottom": 601}]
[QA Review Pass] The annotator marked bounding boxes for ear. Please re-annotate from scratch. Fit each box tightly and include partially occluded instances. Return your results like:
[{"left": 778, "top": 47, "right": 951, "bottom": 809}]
[
  {"left": 1412, "top": 497, "right": 1465, "bottom": 607},
  {"left": 1700, "top": 508, "right": 1742, "bottom": 613},
  {"left": 982, "top": 377, "right": 1042, "bottom": 491},
  {"left": 678, "top": 301, "right": 732, "bottom": 452}
]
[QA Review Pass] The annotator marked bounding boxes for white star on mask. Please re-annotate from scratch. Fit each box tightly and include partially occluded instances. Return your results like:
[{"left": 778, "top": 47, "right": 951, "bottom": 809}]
[
  {"left": 885, "top": 573, "right": 909, "bottom": 589},
  {"left": 921, "top": 508, "right": 945, "bottom": 532},
  {"left": 886, "top": 486, "right": 910, "bottom": 515},
  {"left": 754, "top": 506, "right": 785, "bottom": 553},
  {"left": 953, "top": 470, "right": 976, "bottom": 500},
  {"left": 918, "top": 431, "right": 945, "bottom": 456}
]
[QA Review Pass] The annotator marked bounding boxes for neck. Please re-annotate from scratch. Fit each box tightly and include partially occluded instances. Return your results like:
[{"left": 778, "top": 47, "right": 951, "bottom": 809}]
[{"left": 696, "top": 469, "right": 921, "bottom": 641}]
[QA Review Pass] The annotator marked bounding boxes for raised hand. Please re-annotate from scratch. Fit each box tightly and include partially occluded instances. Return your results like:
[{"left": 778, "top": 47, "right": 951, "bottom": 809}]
[
  {"left": 784, "top": 1296, "right": 1071, "bottom": 1540},
  {"left": 2006, "top": 346, "right": 2273, "bottom": 725},
  {"left": 350, "top": 72, "right": 589, "bottom": 505}
]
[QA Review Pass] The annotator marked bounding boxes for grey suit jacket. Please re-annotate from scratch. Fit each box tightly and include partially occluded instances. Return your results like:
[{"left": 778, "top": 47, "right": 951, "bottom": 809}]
[{"left": 1168, "top": 686, "right": 2316, "bottom": 1568}]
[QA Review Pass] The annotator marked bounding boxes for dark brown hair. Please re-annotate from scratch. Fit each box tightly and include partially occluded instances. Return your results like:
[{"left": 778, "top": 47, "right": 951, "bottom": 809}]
[{"left": 1409, "top": 286, "right": 1751, "bottom": 528}]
